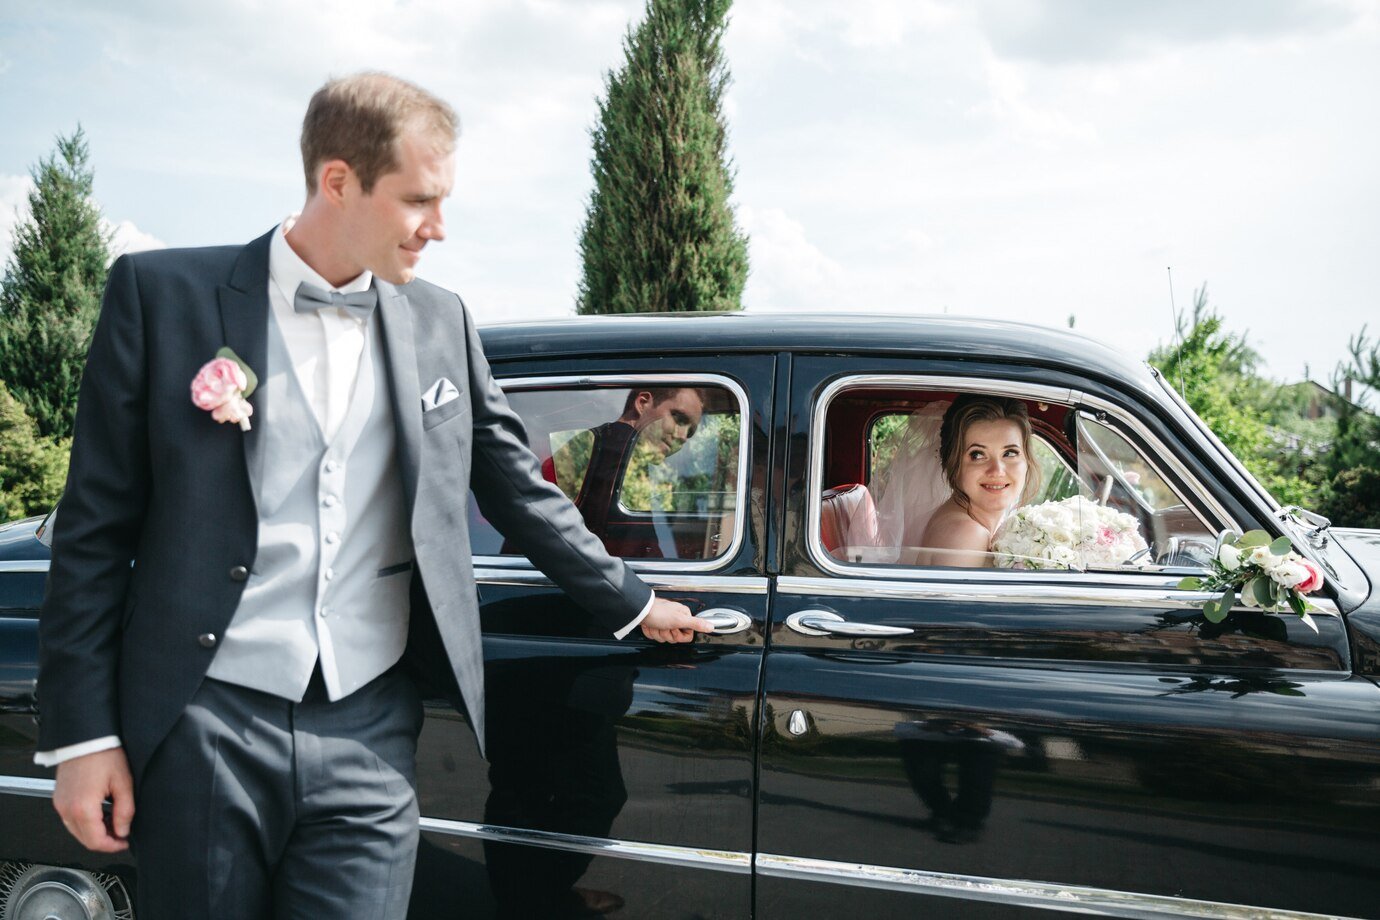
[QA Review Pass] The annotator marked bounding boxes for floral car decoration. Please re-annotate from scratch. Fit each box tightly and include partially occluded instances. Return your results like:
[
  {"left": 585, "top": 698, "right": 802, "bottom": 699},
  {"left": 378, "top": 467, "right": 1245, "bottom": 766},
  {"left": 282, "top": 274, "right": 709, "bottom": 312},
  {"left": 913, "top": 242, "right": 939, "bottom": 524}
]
[
  {"left": 1177, "top": 530, "right": 1325, "bottom": 630},
  {"left": 992, "top": 496, "right": 1148, "bottom": 570}
]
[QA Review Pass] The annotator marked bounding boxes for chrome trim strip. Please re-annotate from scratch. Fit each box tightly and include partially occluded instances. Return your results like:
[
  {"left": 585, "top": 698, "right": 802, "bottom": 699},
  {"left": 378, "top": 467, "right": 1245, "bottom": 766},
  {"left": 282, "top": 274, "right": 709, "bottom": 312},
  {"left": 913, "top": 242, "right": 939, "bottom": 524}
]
[
  {"left": 775, "top": 575, "right": 1342, "bottom": 617},
  {"left": 0, "top": 776, "right": 55, "bottom": 799},
  {"left": 755, "top": 854, "right": 1353, "bottom": 920},
  {"left": 475, "top": 568, "right": 770, "bottom": 595},
  {"left": 0, "top": 560, "right": 49, "bottom": 574},
  {"left": 807, "top": 374, "right": 1241, "bottom": 581},
  {"left": 493, "top": 372, "right": 751, "bottom": 574},
  {"left": 419, "top": 817, "right": 751, "bottom": 874}
]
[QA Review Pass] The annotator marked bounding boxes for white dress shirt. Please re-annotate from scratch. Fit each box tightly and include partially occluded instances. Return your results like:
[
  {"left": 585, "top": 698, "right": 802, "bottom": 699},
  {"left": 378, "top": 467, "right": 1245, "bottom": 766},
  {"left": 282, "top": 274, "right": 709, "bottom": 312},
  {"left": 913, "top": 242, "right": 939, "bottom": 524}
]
[{"left": 37, "top": 219, "right": 651, "bottom": 766}]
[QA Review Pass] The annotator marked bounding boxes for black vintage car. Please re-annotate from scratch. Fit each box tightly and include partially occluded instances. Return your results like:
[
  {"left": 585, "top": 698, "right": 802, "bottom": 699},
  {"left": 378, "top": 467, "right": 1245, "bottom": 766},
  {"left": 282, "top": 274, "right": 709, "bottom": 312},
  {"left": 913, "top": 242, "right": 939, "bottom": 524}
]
[{"left": 3, "top": 313, "right": 1379, "bottom": 919}]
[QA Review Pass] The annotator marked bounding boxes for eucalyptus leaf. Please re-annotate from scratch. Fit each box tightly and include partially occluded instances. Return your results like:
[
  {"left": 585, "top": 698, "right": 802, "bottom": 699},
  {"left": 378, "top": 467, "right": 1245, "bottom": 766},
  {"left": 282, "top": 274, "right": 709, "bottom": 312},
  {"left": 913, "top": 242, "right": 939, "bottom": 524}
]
[
  {"left": 1203, "top": 595, "right": 1229, "bottom": 623},
  {"left": 1178, "top": 577, "right": 1202, "bottom": 590},
  {"left": 216, "top": 346, "right": 258, "bottom": 398},
  {"left": 1252, "top": 577, "right": 1274, "bottom": 608},
  {"left": 1238, "top": 530, "right": 1271, "bottom": 548},
  {"left": 1268, "top": 536, "right": 1293, "bottom": 555}
]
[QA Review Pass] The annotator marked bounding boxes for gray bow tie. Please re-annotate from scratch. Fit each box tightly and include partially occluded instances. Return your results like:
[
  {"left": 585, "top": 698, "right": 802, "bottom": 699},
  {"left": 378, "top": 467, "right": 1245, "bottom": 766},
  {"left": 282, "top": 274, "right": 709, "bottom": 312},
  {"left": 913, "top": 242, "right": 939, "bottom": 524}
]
[{"left": 294, "top": 281, "right": 378, "bottom": 323}]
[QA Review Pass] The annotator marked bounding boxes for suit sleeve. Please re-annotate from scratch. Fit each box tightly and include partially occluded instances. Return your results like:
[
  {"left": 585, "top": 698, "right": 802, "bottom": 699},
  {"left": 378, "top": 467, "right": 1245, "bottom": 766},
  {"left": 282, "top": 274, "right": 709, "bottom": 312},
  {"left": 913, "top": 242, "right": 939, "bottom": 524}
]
[
  {"left": 459, "top": 300, "right": 653, "bottom": 633},
  {"left": 36, "top": 254, "right": 151, "bottom": 752}
]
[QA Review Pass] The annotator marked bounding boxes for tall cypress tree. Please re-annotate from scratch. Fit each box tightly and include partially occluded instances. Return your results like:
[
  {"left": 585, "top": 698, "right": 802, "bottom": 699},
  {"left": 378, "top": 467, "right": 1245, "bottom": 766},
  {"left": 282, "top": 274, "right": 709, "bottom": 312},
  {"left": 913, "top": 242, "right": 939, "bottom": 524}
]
[
  {"left": 0, "top": 127, "right": 110, "bottom": 438},
  {"left": 577, "top": 0, "right": 749, "bottom": 314}
]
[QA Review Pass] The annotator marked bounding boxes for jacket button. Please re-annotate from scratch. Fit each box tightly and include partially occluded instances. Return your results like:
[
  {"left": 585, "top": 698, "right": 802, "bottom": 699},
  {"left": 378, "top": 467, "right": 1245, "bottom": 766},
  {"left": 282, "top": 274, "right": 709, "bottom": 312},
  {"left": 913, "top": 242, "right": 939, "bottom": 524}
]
[
  {"left": 198, "top": 633, "right": 217, "bottom": 648},
  {"left": 229, "top": 565, "right": 249, "bottom": 582}
]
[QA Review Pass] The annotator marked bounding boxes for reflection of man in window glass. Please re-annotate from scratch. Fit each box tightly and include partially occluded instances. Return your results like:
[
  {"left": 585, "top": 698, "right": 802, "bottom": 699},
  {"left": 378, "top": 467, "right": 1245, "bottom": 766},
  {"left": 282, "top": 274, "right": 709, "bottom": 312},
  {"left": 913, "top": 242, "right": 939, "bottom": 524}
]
[{"left": 550, "top": 388, "right": 705, "bottom": 547}]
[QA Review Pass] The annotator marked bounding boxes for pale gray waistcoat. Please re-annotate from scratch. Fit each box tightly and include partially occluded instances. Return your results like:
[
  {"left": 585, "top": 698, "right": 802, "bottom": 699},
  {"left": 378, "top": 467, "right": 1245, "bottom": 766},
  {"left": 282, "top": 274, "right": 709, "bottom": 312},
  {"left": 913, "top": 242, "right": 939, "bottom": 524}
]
[{"left": 206, "top": 308, "right": 414, "bottom": 702}]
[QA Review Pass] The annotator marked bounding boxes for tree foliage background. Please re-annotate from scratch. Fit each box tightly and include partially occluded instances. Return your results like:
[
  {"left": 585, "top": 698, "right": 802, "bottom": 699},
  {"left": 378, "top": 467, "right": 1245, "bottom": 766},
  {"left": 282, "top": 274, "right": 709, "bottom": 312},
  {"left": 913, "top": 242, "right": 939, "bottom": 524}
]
[
  {"left": 576, "top": 0, "right": 749, "bottom": 315},
  {"left": 0, "top": 127, "right": 109, "bottom": 440},
  {"left": 0, "top": 128, "right": 107, "bottom": 519},
  {"left": 1151, "top": 286, "right": 1379, "bottom": 526},
  {"left": 0, "top": 381, "right": 69, "bottom": 520}
]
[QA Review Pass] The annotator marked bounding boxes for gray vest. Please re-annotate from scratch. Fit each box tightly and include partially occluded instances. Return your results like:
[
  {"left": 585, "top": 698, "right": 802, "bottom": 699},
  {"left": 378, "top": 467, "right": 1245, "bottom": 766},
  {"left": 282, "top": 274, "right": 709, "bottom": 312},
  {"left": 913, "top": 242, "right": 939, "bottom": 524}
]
[{"left": 206, "top": 308, "right": 413, "bottom": 701}]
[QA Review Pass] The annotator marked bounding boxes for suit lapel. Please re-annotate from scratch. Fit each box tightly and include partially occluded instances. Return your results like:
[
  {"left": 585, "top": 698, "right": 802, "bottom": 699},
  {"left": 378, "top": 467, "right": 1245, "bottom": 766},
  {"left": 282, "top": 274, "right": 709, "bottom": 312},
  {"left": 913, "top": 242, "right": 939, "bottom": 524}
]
[
  {"left": 375, "top": 280, "right": 422, "bottom": 514},
  {"left": 218, "top": 229, "right": 274, "bottom": 513}
]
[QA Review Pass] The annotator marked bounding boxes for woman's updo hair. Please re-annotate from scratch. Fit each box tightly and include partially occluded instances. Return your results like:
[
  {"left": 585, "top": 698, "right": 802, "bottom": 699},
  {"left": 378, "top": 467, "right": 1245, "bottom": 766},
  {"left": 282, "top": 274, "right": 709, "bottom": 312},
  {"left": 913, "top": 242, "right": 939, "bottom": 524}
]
[{"left": 938, "top": 395, "right": 1041, "bottom": 512}]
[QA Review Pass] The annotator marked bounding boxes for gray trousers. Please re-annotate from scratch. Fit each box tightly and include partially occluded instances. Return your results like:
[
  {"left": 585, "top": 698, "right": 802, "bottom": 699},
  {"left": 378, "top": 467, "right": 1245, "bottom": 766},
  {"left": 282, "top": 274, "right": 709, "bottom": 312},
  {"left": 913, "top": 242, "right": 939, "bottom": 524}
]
[{"left": 132, "top": 665, "right": 423, "bottom": 920}]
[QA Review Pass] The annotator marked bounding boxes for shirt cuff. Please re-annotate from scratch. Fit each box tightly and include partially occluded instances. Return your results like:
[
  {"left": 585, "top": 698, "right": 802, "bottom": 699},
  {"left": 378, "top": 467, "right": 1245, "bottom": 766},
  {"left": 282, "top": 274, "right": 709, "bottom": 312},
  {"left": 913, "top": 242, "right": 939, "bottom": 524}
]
[
  {"left": 613, "top": 591, "right": 656, "bottom": 640},
  {"left": 33, "top": 736, "right": 123, "bottom": 768}
]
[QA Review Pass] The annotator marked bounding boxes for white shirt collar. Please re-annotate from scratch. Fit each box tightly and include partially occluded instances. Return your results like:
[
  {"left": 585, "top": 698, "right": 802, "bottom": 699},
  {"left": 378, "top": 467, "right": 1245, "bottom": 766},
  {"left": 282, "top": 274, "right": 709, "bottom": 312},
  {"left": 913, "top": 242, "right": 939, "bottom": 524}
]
[{"left": 269, "top": 215, "right": 373, "bottom": 305}]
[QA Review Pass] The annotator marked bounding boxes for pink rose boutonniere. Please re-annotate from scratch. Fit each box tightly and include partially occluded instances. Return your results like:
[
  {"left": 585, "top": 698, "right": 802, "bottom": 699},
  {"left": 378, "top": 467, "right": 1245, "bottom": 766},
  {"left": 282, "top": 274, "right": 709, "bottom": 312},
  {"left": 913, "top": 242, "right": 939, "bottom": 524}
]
[{"left": 191, "top": 347, "right": 258, "bottom": 431}]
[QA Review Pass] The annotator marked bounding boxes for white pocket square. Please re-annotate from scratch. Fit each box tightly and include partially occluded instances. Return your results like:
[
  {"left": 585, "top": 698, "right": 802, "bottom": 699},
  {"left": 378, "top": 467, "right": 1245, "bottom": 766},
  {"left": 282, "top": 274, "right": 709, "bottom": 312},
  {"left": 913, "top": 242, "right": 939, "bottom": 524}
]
[{"left": 422, "top": 377, "right": 460, "bottom": 412}]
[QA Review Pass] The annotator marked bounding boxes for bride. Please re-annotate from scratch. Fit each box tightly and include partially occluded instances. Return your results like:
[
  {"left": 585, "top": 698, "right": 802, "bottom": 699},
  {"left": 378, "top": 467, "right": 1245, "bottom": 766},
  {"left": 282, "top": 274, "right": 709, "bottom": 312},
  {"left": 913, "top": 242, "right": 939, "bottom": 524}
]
[{"left": 868, "top": 395, "right": 1040, "bottom": 567}]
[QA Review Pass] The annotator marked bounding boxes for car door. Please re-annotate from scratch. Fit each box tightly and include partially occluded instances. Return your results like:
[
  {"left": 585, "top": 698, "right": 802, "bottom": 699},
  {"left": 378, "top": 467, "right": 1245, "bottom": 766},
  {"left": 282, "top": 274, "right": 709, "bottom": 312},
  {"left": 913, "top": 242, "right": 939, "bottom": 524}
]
[
  {"left": 408, "top": 354, "right": 773, "bottom": 920},
  {"left": 755, "top": 355, "right": 1380, "bottom": 919}
]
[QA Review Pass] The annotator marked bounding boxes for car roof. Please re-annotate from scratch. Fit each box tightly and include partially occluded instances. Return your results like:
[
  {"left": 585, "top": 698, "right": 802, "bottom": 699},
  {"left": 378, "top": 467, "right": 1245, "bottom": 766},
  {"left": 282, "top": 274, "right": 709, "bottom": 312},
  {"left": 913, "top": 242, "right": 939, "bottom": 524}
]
[{"left": 478, "top": 312, "right": 1156, "bottom": 389}]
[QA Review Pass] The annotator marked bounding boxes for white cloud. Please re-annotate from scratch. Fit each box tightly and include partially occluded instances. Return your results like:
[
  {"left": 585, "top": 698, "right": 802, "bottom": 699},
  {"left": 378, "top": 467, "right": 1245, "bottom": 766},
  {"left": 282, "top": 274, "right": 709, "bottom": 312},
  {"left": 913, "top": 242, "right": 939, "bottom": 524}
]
[
  {"left": 0, "top": 174, "right": 36, "bottom": 266},
  {"left": 103, "top": 218, "right": 165, "bottom": 260}
]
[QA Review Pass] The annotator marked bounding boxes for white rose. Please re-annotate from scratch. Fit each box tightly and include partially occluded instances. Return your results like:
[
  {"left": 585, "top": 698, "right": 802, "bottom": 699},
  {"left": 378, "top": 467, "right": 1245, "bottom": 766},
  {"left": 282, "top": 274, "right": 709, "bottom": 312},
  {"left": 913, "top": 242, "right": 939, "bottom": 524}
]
[
  {"left": 1218, "top": 544, "right": 1242, "bottom": 571},
  {"left": 1240, "top": 588, "right": 1260, "bottom": 608},
  {"left": 1246, "top": 545, "right": 1279, "bottom": 568},
  {"left": 1269, "top": 560, "right": 1308, "bottom": 589}
]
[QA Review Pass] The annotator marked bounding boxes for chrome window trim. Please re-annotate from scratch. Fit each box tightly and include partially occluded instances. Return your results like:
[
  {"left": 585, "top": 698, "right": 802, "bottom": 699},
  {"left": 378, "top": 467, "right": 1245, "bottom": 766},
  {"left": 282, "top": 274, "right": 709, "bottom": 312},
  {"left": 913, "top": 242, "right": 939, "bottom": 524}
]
[
  {"left": 755, "top": 853, "right": 1352, "bottom": 920},
  {"left": 807, "top": 374, "right": 1241, "bottom": 582},
  {"left": 0, "top": 560, "right": 49, "bottom": 574},
  {"left": 776, "top": 574, "right": 1342, "bottom": 618},
  {"left": 475, "top": 568, "right": 769, "bottom": 596},
  {"left": 420, "top": 817, "right": 751, "bottom": 875},
  {"left": 477, "top": 372, "right": 751, "bottom": 574},
  {"left": 0, "top": 776, "right": 55, "bottom": 799}
]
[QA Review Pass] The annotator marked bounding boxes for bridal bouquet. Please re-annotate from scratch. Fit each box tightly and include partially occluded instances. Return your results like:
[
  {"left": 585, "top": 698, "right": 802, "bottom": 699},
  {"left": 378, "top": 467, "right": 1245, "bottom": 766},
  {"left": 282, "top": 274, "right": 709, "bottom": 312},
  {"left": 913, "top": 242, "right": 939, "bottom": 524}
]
[
  {"left": 1177, "top": 530, "right": 1324, "bottom": 629},
  {"left": 992, "top": 496, "right": 1148, "bottom": 570}
]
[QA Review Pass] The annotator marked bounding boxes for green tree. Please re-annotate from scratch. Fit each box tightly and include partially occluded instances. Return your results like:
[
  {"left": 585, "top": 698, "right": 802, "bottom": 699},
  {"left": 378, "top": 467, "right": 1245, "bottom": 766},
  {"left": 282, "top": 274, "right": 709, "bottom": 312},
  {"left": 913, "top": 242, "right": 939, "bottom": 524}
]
[
  {"left": 576, "top": 0, "right": 749, "bottom": 315},
  {"left": 0, "top": 127, "right": 110, "bottom": 438},
  {"left": 0, "top": 381, "right": 69, "bottom": 521},
  {"left": 1149, "top": 285, "right": 1316, "bottom": 507},
  {"left": 1317, "top": 328, "right": 1380, "bottom": 527}
]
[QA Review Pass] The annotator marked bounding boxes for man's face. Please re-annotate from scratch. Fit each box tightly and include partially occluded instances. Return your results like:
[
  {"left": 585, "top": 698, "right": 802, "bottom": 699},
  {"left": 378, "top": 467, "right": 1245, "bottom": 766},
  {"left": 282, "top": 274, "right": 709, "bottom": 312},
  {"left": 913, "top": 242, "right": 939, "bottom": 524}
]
[
  {"left": 633, "top": 389, "right": 704, "bottom": 459},
  {"left": 342, "top": 127, "right": 455, "bottom": 284}
]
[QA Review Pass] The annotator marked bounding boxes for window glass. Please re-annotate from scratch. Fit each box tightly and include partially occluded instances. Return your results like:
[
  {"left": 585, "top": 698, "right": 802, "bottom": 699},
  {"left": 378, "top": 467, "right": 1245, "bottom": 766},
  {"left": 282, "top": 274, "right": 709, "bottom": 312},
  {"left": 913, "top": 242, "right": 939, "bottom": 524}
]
[
  {"left": 470, "top": 382, "right": 741, "bottom": 563},
  {"left": 825, "top": 390, "right": 1215, "bottom": 573}
]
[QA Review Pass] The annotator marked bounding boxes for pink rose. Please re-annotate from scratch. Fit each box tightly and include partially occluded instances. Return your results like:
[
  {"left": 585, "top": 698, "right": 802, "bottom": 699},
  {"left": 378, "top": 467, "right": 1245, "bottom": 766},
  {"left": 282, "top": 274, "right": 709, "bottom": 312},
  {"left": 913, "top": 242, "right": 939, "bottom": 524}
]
[
  {"left": 191, "top": 357, "right": 253, "bottom": 430},
  {"left": 1296, "top": 559, "right": 1325, "bottom": 595}
]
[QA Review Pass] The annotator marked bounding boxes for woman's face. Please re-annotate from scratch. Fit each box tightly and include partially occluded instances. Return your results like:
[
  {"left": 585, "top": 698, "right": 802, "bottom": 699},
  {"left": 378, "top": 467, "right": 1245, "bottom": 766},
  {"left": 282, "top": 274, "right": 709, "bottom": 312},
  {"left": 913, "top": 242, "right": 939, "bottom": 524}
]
[{"left": 955, "top": 418, "right": 1028, "bottom": 520}]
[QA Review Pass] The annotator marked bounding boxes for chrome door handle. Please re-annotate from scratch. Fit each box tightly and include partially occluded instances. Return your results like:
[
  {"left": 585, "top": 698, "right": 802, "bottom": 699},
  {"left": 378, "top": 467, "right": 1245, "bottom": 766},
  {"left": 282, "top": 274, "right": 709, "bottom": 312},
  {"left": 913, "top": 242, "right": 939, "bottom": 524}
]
[
  {"left": 695, "top": 608, "right": 753, "bottom": 634},
  {"left": 785, "top": 610, "right": 914, "bottom": 638}
]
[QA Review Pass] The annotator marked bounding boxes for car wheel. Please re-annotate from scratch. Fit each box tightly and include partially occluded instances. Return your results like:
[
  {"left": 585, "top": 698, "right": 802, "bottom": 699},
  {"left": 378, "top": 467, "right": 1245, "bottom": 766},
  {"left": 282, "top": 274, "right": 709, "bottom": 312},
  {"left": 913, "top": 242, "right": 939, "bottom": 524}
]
[{"left": 0, "top": 863, "right": 132, "bottom": 920}]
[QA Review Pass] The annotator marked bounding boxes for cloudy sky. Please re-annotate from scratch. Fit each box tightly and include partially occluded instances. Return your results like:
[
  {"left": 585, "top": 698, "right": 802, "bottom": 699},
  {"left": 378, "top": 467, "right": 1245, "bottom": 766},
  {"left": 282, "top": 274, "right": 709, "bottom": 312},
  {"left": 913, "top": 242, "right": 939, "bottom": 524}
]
[{"left": 2, "top": 0, "right": 1376, "bottom": 382}]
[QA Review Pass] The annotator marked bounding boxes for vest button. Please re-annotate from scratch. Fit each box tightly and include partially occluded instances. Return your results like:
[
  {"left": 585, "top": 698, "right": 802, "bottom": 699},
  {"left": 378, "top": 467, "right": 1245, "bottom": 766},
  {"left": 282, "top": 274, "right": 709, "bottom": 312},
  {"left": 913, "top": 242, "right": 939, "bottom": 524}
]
[
  {"left": 198, "top": 633, "right": 217, "bottom": 648},
  {"left": 229, "top": 565, "right": 249, "bottom": 582}
]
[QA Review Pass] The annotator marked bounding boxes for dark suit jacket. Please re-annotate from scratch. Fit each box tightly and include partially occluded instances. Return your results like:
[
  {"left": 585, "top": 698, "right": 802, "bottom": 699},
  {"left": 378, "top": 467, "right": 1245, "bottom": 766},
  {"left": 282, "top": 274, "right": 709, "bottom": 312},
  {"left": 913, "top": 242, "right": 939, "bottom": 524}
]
[{"left": 37, "top": 229, "right": 651, "bottom": 782}]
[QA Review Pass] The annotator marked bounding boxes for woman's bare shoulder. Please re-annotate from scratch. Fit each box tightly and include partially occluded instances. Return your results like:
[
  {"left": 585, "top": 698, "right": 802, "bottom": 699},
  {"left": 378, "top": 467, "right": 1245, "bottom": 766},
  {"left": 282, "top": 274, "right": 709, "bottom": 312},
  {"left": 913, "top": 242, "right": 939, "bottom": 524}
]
[{"left": 921, "top": 506, "right": 991, "bottom": 552}]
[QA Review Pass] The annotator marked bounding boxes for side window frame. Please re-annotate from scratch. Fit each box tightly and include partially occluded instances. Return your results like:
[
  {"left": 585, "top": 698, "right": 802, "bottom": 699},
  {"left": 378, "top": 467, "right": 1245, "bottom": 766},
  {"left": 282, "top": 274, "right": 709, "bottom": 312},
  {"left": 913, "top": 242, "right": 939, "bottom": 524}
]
[
  {"left": 473, "top": 372, "right": 751, "bottom": 574},
  {"left": 808, "top": 374, "right": 1242, "bottom": 586}
]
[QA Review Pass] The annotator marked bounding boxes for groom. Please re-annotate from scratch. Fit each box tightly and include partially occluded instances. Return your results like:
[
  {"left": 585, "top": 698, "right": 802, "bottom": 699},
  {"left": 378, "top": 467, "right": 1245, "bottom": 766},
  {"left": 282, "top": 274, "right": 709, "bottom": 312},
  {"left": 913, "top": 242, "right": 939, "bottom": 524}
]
[{"left": 36, "top": 72, "right": 707, "bottom": 919}]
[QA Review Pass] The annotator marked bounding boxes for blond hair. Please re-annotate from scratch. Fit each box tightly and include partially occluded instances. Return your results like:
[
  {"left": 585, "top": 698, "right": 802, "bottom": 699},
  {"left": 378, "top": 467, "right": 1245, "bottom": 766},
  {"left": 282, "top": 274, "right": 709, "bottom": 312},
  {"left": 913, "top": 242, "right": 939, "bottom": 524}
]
[{"left": 300, "top": 72, "right": 459, "bottom": 194}]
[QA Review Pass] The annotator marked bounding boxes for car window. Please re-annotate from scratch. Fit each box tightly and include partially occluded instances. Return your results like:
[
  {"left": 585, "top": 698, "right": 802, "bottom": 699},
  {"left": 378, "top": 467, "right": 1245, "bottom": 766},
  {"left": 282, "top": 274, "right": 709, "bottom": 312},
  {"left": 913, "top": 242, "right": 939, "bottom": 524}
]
[
  {"left": 823, "top": 387, "right": 1217, "bottom": 573},
  {"left": 471, "top": 379, "right": 743, "bottom": 564}
]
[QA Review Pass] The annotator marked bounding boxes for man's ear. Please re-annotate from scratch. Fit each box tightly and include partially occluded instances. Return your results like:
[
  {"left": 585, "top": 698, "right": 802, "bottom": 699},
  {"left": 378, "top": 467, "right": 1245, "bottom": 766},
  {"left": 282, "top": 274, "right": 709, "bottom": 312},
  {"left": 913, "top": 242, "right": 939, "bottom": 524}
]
[
  {"left": 316, "top": 159, "right": 355, "bottom": 205},
  {"left": 633, "top": 391, "right": 655, "bottom": 416}
]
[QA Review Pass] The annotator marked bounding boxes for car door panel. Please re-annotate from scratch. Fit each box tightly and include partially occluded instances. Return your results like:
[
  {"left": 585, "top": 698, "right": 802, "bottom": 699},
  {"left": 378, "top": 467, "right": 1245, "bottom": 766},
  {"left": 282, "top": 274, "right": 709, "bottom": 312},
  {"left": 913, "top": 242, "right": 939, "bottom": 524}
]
[
  {"left": 410, "top": 354, "right": 773, "bottom": 919},
  {"left": 756, "top": 356, "right": 1380, "bottom": 919}
]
